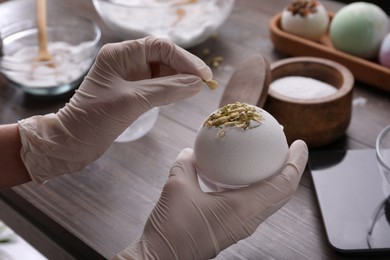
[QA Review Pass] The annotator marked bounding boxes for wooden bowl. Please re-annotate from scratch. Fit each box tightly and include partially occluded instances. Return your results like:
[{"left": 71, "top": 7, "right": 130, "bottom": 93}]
[
  {"left": 263, "top": 56, "right": 354, "bottom": 148},
  {"left": 269, "top": 12, "right": 390, "bottom": 93}
]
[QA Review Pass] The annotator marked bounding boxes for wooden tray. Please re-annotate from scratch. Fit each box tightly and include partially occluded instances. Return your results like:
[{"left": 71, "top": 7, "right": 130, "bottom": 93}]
[{"left": 269, "top": 12, "right": 390, "bottom": 93}]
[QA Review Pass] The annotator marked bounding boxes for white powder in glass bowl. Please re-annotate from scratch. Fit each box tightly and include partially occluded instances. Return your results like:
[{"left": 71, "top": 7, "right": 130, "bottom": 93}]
[
  {"left": 1, "top": 41, "right": 95, "bottom": 88},
  {"left": 93, "top": 0, "right": 235, "bottom": 48}
]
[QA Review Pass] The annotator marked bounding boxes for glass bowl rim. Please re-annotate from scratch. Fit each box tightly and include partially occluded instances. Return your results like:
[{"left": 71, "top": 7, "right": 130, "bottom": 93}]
[
  {"left": 376, "top": 124, "right": 390, "bottom": 172},
  {"left": 0, "top": 16, "right": 101, "bottom": 69},
  {"left": 0, "top": 15, "right": 102, "bottom": 55}
]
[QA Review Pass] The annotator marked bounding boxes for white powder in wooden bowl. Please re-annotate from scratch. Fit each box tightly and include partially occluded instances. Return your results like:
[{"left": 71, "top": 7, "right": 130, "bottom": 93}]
[{"left": 270, "top": 76, "right": 337, "bottom": 99}]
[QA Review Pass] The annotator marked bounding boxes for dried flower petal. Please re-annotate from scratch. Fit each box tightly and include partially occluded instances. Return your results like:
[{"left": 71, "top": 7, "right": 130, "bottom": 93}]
[
  {"left": 206, "top": 79, "right": 219, "bottom": 90},
  {"left": 204, "top": 102, "right": 264, "bottom": 129},
  {"left": 287, "top": 0, "right": 319, "bottom": 17}
]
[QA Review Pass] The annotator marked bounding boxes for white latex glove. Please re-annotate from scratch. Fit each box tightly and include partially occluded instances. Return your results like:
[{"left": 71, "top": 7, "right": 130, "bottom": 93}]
[
  {"left": 113, "top": 140, "right": 309, "bottom": 260},
  {"left": 18, "top": 37, "right": 213, "bottom": 184}
]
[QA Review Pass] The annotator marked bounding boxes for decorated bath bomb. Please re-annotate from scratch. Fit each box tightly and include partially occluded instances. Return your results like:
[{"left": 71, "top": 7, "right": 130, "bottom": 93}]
[
  {"left": 329, "top": 2, "right": 389, "bottom": 59},
  {"left": 194, "top": 102, "right": 289, "bottom": 190},
  {"left": 379, "top": 33, "right": 390, "bottom": 68},
  {"left": 281, "top": 0, "right": 329, "bottom": 41}
]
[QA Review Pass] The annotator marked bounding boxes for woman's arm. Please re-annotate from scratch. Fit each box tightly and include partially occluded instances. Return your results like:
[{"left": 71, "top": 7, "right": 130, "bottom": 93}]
[{"left": 0, "top": 124, "right": 31, "bottom": 190}]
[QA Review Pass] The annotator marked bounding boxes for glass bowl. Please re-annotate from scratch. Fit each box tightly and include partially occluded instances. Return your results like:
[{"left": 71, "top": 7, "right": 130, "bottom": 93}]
[
  {"left": 377, "top": 124, "right": 390, "bottom": 189},
  {"left": 115, "top": 107, "right": 160, "bottom": 143},
  {"left": 92, "top": 0, "right": 235, "bottom": 48},
  {"left": 0, "top": 15, "right": 101, "bottom": 95},
  {"left": 367, "top": 124, "right": 390, "bottom": 248}
]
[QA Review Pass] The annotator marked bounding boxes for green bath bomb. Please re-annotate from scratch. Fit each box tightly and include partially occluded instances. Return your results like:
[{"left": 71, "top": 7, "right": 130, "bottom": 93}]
[{"left": 329, "top": 2, "right": 389, "bottom": 59}]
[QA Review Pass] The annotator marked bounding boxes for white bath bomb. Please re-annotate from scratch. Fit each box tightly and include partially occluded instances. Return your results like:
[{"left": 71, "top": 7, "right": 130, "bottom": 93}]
[
  {"left": 281, "top": 0, "right": 329, "bottom": 41},
  {"left": 379, "top": 33, "right": 390, "bottom": 68},
  {"left": 194, "top": 102, "right": 289, "bottom": 190},
  {"left": 329, "top": 2, "right": 389, "bottom": 59}
]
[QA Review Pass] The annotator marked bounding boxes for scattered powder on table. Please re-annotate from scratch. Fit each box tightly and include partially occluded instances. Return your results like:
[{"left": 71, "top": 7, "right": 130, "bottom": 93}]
[
  {"left": 353, "top": 97, "right": 367, "bottom": 106},
  {"left": 270, "top": 76, "right": 337, "bottom": 99},
  {"left": 2, "top": 41, "right": 95, "bottom": 88}
]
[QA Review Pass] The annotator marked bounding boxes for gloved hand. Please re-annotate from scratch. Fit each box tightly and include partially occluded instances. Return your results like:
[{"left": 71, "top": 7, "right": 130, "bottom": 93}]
[
  {"left": 18, "top": 36, "right": 213, "bottom": 184},
  {"left": 113, "top": 140, "right": 308, "bottom": 260}
]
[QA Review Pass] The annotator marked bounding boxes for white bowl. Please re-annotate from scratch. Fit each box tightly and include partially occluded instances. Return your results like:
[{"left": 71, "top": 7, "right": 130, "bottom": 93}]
[
  {"left": 115, "top": 107, "right": 160, "bottom": 142},
  {"left": 92, "top": 0, "right": 234, "bottom": 48}
]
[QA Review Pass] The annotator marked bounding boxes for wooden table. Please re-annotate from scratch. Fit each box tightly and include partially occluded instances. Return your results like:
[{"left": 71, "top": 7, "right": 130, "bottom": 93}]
[{"left": 1, "top": 0, "right": 390, "bottom": 259}]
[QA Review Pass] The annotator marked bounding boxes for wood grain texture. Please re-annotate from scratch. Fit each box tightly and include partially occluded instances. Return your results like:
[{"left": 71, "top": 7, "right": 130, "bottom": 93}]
[
  {"left": 0, "top": 0, "right": 390, "bottom": 259},
  {"left": 219, "top": 54, "right": 271, "bottom": 108}
]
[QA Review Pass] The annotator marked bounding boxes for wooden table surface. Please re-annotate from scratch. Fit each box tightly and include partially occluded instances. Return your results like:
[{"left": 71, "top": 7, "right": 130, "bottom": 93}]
[{"left": 1, "top": 0, "right": 390, "bottom": 259}]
